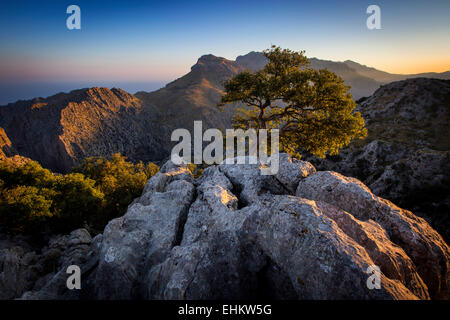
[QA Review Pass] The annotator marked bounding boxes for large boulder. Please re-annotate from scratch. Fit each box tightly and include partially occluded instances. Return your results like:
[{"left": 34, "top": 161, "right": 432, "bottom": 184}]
[{"left": 296, "top": 171, "right": 450, "bottom": 299}]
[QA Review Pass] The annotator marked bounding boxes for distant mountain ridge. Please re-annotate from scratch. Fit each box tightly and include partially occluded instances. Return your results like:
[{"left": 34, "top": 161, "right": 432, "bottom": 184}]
[
  {"left": 232, "top": 51, "right": 450, "bottom": 99},
  {"left": 1, "top": 51, "right": 449, "bottom": 173}
]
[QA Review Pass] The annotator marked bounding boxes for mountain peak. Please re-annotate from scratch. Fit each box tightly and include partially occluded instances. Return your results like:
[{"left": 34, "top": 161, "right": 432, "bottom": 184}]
[
  {"left": 193, "top": 54, "right": 231, "bottom": 69},
  {"left": 197, "top": 54, "right": 226, "bottom": 62},
  {"left": 235, "top": 51, "right": 267, "bottom": 71},
  {"left": 190, "top": 54, "right": 242, "bottom": 77}
]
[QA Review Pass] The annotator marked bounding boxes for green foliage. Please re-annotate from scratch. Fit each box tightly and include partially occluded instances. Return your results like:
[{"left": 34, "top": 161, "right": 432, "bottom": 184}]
[
  {"left": 0, "top": 185, "right": 54, "bottom": 234},
  {"left": 51, "top": 173, "right": 105, "bottom": 232},
  {"left": 0, "top": 161, "right": 54, "bottom": 188},
  {"left": 0, "top": 154, "right": 159, "bottom": 236},
  {"left": 218, "top": 46, "right": 367, "bottom": 158},
  {"left": 73, "top": 153, "right": 159, "bottom": 230},
  {"left": 0, "top": 160, "right": 105, "bottom": 235}
]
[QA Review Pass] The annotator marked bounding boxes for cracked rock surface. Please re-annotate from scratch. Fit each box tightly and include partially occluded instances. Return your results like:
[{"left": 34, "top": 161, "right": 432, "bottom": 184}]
[{"left": 2, "top": 154, "right": 449, "bottom": 300}]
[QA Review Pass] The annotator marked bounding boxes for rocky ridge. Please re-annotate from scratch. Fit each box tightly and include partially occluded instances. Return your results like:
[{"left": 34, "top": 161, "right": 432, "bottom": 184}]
[
  {"left": 1, "top": 154, "right": 448, "bottom": 300},
  {"left": 0, "top": 87, "right": 167, "bottom": 172}
]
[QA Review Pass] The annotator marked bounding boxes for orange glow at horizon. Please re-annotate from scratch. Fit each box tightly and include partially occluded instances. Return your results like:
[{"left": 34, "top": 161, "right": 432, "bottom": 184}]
[{"left": 373, "top": 61, "right": 450, "bottom": 75}]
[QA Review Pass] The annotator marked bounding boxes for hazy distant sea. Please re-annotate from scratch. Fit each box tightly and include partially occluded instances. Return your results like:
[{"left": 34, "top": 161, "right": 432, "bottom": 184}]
[{"left": 0, "top": 81, "right": 168, "bottom": 105}]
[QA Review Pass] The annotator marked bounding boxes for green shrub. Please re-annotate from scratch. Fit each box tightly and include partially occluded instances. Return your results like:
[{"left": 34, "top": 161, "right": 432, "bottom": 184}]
[
  {"left": 0, "top": 185, "right": 54, "bottom": 234},
  {"left": 72, "top": 153, "right": 159, "bottom": 231},
  {"left": 0, "top": 154, "right": 159, "bottom": 236},
  {"left": 50, "top": 173, "right": 105, "bottom": 233},
  {"left": 0, "top": 161, "right": 54, "bottom": 188}
]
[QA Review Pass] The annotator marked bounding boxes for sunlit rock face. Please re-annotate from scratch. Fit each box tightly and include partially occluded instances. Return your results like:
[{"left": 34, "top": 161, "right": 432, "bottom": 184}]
[
  {"left": 0, "top": 127, "right": 30, "bottom": 166},
  {"left": 0, "top": 87, "right": 167, "bottom": 173},
  {"left": 3, "top": 154, "right": 449, "bottom": 300}
]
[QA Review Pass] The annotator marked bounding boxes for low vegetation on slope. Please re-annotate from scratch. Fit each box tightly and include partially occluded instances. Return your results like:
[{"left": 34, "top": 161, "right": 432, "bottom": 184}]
[{"left": 0, "top": 154, "right": 158, "bottom": 237}]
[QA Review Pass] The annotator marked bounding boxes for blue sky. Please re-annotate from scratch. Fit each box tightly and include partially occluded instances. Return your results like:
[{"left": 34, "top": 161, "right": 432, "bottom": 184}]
[{"left": 0, "top": 0, "right": 449, "bottom": 103}]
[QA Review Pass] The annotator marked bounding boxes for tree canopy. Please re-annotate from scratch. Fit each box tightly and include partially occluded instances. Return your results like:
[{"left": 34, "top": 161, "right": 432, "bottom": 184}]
[{"left": 218, "top": 46, "right": 367, "bottom": 157}]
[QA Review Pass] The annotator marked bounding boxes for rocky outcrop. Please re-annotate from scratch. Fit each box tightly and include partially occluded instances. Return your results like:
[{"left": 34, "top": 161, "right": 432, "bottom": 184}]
[
  {"left": 308, "top": 78, "right": 450, "bottom": 242},
  {"left": 0, "top": 229, "right": 92, "bottom": 300},
  {"left": 4, "top": 154, "right": 448, "bottom": 300},
  {"left": 0, "top": 127, "right": 13, "bottom": 160},
  {"left": 357, "top": 78, "right": 449, "bottom": 151},
  {"left": 0, "top": 127, "right": 30, "bottom": 166},
  {"left": 86, "top": 161, "right": 196, "bottom": 299},
  {"left": 296, "top": 171, "right": 449, "bottom": 299}
]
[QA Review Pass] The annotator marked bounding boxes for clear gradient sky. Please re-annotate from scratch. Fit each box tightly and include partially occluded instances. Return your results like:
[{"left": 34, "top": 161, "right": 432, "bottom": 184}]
[{"left": 0, "top": 0, "right": 449, "bottom": 103}]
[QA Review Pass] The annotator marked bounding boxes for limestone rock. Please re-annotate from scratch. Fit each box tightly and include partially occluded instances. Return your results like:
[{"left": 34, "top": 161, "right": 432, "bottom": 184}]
[
  {"left": 0, "top": 229, "right": 92, "bottom": 300},
  {"left": 275, "top": 153, "right": 316, "bottom": 193},
  {"left": 2, "top": 155, "right": 448, "bottom": 300},
  {"left": 85, "top": 160, "right": 195, "bottom": 299},
  {"left": 296, "top": 171, "right": 450, "bottom": 299}
]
